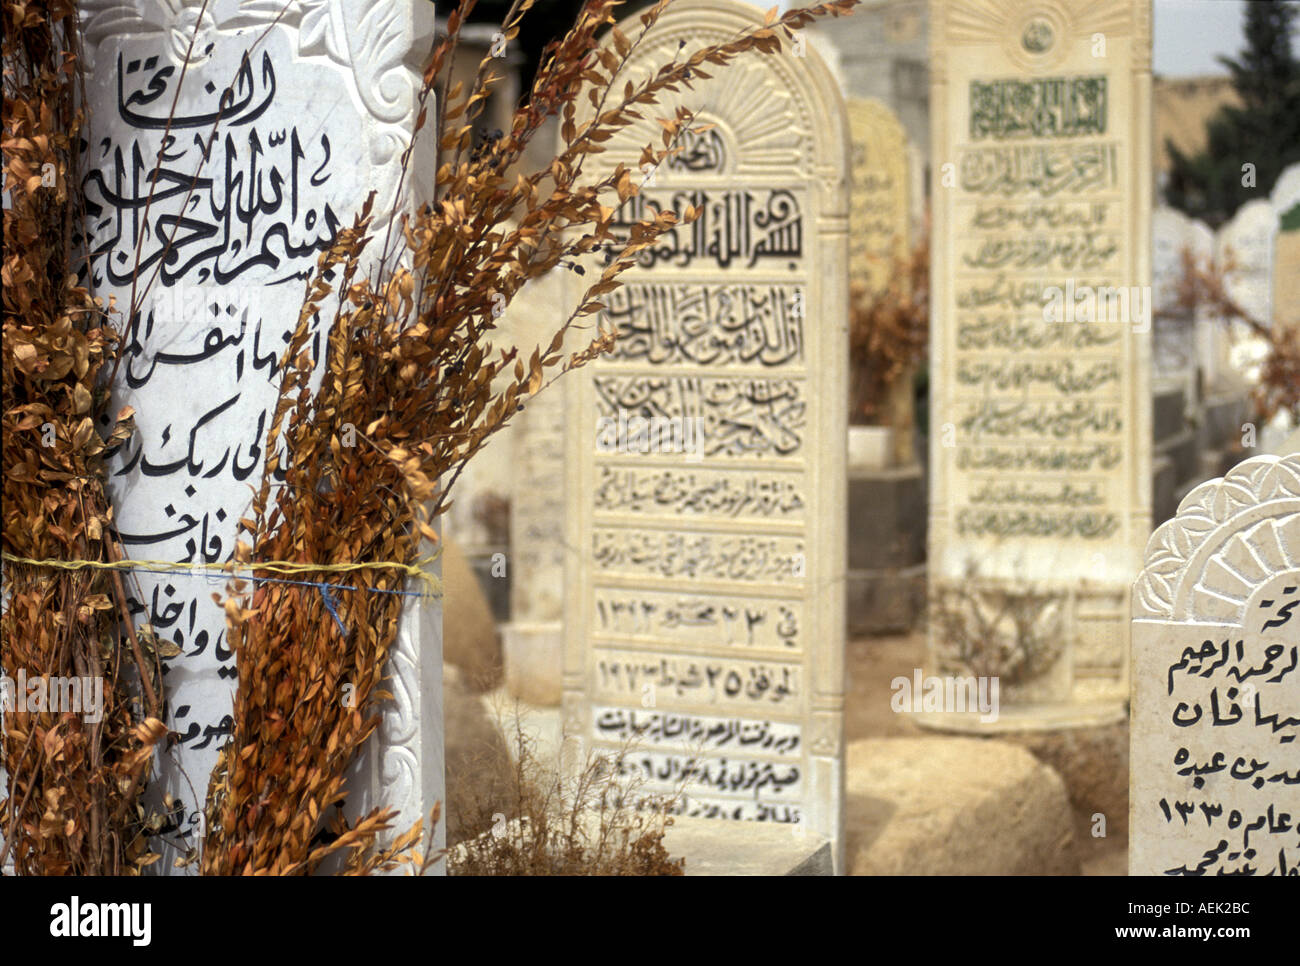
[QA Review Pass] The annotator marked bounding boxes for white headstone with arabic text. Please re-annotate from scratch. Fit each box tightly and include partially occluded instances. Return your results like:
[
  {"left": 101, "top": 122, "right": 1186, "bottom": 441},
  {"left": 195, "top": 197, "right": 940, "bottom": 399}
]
[
  {"left": 75, "top": 0, "right": 441, "bottom": 870},
  {"left": 1130, "top": 454, "right": 1300, "bottom": 875},
  {"left": 926, "top": 0, "right": 1152, "bottom": 720}
]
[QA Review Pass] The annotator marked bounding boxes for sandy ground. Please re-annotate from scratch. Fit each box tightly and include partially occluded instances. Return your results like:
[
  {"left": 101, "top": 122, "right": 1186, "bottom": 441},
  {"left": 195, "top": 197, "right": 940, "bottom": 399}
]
[
  {"left": 483, "top": 630, "right": 1130, "bottom": 874},
  {"left": 844, "top": 632, "right": 1128, "bottom": 875}
]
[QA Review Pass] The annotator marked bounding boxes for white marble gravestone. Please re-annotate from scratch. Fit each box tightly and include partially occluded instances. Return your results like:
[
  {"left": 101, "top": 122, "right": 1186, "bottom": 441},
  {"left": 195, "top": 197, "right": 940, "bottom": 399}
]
[
  {"left": 561, "top": 0, "right": 848, "bottom": 860},
  {"left": 1130, "top": 453, "right": 1300, "bottom": 875},
  {"left": 1218, "top": 197, "right": 1277, "bottom": 324},
  {"left": 1218, "top": 197, "right": 1286, "bottom": 452},
  {"left": 75, "top": 0, "right": 442, "bottom": 869},
  {"left": 1186, "top": 217, "right": 1228, "bottom": 391},
  {"left": 926, "top": 0, "right": 1152, "bottom": 723}
]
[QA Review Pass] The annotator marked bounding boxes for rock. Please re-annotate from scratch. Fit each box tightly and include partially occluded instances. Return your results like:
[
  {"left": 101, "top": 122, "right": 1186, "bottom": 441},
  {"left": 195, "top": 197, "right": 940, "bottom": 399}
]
[
  {"left": 846, "top": 737, "right": 1079, "bottom": 875},
  {"left": 441, "top": 537, "right": 503, "bottom": 691},
  {"left": 663, "top": 817, "right": 833, "bottom": 875},
  {"left": 443, "top": 664, "right": 515, "bottom": 846},
  {"left": 999, "top": 722, "right": 1130, "bottom": 839}
]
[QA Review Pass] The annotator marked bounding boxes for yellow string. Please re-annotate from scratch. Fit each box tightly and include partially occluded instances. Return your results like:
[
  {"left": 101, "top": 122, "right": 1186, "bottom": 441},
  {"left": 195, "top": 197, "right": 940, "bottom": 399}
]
[{"left": 1, "top": 551, "right": 443, "bottom": 597}]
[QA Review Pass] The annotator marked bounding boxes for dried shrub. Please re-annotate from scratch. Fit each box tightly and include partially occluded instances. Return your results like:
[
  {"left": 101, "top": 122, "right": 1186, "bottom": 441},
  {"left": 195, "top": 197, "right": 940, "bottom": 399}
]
[
  {"left": 1, "top": 0, "right": 166, "bottom": 874},
  {"left": 449, "top": 713, "right": 684, "bottom": 876},
  {"left": 848, "top": 228, "right": 929, "bottom": 425},
  {"left": 930, "top": 564, "right": 1065, "bottom": 686},
  {"left": 1166, "top": 244, "right": 1300, "bottom": 424},
  {"left": 198, "top": 0, "right": 858, "bottom": 875}
]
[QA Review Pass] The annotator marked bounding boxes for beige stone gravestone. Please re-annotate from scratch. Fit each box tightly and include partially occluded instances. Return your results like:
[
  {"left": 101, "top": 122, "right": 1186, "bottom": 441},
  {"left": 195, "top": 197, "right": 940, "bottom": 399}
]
[
  {"left": 561, "top": 0, "right": 848, "bottom": 861},
  {"left": 925, "top": 0, "right": 1152, "bottom": 725},
  {"left": 848, "top": 97, "right": 915, "bottom": 466},
  {"left": 849, "top": 98, "right": 911, "bottom": 298},
  {"left": 1130, "top": 454, "right": 1300, "bottom": 875}
]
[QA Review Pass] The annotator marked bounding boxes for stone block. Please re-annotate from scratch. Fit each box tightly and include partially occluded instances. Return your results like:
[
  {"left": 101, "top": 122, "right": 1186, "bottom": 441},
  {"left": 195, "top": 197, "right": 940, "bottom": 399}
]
[
  {"left": 847, "top": 564, "right": 926, "bottom": 636},
  {"left": 469, "top": 552, "right": 511, "bottom": 622},
  {"left": 664, "top": 816, "right": 833, "bottom": 876},
  {"left": 443, "top": 538, "right": 503, "bottom": 691},
  {"left": 1151, "top": 455, "right": 1178, "bottom": 529},
  {"left": 1152, "top": 385, "right": 1187, "bottom": 443},
  {"left": 1201, "top": 393, "right": 1248, "bottom": 450},
  {"left": 848, "top": 463, "right": 926, "bottom": 571},
  {"left": 1158, "top": 427, "right": 1199, "bottom": 488}
]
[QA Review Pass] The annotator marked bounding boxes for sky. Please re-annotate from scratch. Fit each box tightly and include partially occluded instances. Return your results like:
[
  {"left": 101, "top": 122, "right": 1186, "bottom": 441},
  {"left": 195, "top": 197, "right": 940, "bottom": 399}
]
[{"left": 1155, "top": 0, "right": 1300, "bottom": 76}]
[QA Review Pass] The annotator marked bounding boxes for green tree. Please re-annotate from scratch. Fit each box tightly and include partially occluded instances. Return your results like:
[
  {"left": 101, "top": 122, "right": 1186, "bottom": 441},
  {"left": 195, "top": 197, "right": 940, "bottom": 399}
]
[{"left": 1165, "top": 0, "right": 1300, "bottom": 226}]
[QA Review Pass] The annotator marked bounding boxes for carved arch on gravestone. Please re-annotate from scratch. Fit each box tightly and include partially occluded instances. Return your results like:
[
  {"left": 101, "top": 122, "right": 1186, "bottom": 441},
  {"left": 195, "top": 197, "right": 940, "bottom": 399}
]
[
  {"left": 586, "top": 0, "right": 850, "bottom": 215},
  {"left": 79, "top": 0, "right": 427, "bottom": 170},
  {"left": 1133, "top": 454, "right": 1300, "bottom": 623},
  {"left": 934, "top": 0, "right": 1141, "bottom": 73}
]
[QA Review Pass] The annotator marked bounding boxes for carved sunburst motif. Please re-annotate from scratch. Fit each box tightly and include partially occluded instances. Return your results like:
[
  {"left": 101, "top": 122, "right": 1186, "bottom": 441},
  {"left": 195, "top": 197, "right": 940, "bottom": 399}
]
[
  {"left": 942, "top": 0, "right": 1135, "bottom": 41},
  {"left": 593, "top": 32, "right": 811, "bottom": 177},
  {"left": 1134, "top": 455, "right": 1300, "bottom": 622},
  {"left": 1189, "top": 515, "right": 1300, "bottom": 623},
  {"left": 939, "top": 0, "right": 1136, "bottom": 72}
]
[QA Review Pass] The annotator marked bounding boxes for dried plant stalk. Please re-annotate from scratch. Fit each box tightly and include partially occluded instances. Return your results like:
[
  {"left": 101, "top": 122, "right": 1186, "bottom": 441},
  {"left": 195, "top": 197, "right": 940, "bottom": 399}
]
[
  {"left": 1164, "top": 245, "right": 1300, "bottom": 424},
  {"left": 199, "top": 0, "right": 858, "bottom": 875},
  {"left": 2, "top": 0, "right": 165, "bottom": 875}
]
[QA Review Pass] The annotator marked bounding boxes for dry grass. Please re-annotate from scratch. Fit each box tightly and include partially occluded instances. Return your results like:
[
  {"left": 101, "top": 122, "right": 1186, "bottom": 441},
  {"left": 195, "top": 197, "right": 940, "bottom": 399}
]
[
  {"left": 2, "top": 0, "right": 168, "bottom": 875},
  {"left": 448, "top": 711, "right": 684, "bottom": 876}
]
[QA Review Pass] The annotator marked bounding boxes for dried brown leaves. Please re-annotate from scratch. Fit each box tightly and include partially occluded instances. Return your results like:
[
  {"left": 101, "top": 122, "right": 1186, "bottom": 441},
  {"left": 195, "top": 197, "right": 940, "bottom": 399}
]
[
  {"left": 2, "top": 0, "right": 164, "bottom": 875},
  {"left": 199, "top": 1, "right": 857, "bottom": 875},
  {"left": 1165, "top": 245, "right": 1300, "bottom": 424},
  {"left": 848, "top": 230, "right": 929, "bottom": 424}
]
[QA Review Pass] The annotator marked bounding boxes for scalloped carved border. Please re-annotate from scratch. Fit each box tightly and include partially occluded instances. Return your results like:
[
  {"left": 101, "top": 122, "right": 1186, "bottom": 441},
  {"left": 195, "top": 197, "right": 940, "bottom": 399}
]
[
  {"left": 932, "top": 0, "right": 1148, "bottom": 75},
  {"left": 78, "top": 0, "right": 423, "bottom": 167},
  {"left": 1133, "top": 454, "right": 1300, "bottom": 621},
  {"left": 576, "top": 0, "right": 849, "bottom": 214}
]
